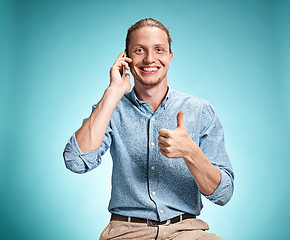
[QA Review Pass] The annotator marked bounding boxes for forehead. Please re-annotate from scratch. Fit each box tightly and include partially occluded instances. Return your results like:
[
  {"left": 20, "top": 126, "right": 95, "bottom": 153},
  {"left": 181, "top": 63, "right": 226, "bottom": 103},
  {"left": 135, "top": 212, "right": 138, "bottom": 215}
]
[{"left": 129, "top": 26, "right": 169, "bottom": 47}]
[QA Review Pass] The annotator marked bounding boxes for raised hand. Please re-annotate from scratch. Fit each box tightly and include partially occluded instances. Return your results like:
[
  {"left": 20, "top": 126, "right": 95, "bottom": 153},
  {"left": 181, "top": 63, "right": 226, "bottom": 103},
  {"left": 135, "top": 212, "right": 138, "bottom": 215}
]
[
  {"left": 109, "top": 51, "right": 133, "bottom": 94},
  {"left": 158, "top": 110, "right": 193, "bottom": 159}
]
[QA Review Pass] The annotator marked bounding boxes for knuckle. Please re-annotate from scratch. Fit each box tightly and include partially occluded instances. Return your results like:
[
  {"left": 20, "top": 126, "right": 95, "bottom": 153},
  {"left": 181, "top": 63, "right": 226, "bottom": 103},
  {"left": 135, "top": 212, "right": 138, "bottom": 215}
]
[{"left": 165, "top": 147, "right": 171, "bottom": 153}]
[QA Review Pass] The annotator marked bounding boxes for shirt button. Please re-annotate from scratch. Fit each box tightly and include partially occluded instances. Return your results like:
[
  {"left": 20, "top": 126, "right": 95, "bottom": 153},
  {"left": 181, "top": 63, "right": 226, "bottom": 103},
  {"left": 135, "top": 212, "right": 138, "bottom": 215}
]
[
  {"left": 151, "top": 166, "right": 155, "bottom": 171},
  {"left": 160, "top": 209, "right": 164, "bottom": 214},
  {"left": 151, "top": 142, "right": 155, "bottom": 146},
  {"left": 152, "top": 192, "right": 156, "bottom": 196},
  {"left": 152, "top": 117, "right": 155, "bottom": 121}
]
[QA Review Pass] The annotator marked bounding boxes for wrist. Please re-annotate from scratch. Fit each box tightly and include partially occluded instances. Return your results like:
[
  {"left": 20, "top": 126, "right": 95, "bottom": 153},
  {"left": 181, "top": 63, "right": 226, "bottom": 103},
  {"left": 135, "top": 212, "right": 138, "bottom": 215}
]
[
  {"left": 182, "top": 139, "right": 199, "bottom": 165},
  {"left": 107, "top": 84, "right": 129, "bottom": 96}
]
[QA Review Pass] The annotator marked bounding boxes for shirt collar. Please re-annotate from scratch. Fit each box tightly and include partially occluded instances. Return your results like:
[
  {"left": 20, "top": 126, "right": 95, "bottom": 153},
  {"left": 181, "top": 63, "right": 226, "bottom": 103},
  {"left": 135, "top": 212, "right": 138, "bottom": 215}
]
[{"left": 126, "top": 86, "right": 172, "bottom": 108}]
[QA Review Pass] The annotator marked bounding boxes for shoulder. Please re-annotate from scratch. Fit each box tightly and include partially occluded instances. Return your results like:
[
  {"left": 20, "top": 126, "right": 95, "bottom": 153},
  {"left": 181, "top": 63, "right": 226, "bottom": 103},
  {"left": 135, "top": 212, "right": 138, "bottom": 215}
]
[
  {"left": 171, "top": 90, "right": 218, "bottom": 128},
  {"left": 171, "top": 89, "right": 213, "bottom": 110}
]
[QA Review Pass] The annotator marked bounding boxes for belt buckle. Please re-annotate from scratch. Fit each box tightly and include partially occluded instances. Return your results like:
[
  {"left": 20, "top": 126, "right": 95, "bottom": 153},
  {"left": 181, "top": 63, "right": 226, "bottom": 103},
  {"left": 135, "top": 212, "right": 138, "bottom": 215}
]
[{"left": 147, "top": 219, "right": 170, "bottom": 227}]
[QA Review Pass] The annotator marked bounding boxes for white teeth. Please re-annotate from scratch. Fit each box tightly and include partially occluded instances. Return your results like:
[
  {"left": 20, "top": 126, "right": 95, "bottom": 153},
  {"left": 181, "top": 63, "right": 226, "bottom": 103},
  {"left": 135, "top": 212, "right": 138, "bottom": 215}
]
[{"left": 142, "top": 67, "right": 158, "bottom": 72}]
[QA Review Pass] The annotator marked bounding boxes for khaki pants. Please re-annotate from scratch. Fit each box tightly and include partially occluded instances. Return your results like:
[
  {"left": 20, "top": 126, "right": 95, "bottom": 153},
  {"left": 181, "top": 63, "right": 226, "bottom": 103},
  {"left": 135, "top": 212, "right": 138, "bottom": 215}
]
[{"left": 99, "top": 218, "right": 225, "bottom": 240}]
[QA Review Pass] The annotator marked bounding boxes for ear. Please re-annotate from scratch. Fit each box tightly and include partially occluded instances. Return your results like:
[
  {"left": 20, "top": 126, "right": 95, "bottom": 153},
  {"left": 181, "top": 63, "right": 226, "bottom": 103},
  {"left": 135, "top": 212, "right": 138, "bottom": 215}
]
[{"left": 169, "top": 51, "right": 173, "bottom": 65}]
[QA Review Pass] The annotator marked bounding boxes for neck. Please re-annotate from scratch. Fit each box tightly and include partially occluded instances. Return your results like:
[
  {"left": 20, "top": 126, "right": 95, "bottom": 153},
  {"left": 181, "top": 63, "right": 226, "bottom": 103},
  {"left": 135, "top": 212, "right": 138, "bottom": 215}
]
[{"left": 134, "top": 80, "right": 168, "bottom": 112}]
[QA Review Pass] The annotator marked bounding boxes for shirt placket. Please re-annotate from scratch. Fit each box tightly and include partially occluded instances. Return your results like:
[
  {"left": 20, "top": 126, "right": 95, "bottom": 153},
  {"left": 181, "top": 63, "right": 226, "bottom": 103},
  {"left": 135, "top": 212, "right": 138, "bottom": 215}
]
[
  {"left": 148, "top": 114, "right": 157, "bottom": 212},
  {"left": 148, "top": 113, "right": 168, "bottom": 221},
  {"left": 134, "top": 90, "right": 171, "bottom": 221}
]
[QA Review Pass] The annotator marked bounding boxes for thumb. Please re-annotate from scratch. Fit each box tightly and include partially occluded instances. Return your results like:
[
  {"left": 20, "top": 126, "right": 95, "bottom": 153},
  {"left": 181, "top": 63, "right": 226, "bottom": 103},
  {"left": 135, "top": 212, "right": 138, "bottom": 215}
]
[{"left": 176, "top": 110, "right": 185, "bottom": 128}]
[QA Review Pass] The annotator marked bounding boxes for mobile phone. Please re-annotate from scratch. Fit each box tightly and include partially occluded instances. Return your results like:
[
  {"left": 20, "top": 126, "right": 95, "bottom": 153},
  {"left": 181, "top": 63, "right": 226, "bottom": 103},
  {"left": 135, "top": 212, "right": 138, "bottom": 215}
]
[{"left": 123, "top": 51, "right": 126, "bottom": 79}]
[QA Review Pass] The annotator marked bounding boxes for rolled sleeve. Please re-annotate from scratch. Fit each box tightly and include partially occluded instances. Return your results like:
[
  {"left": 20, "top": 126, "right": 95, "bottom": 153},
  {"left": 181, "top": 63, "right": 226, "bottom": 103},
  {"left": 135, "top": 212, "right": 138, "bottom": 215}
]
[
  {"left": 63, "top": 107, "right": 112, "bottom": 174},
  {"left": 63, "top": 133, "right": 102, "bottom": 173},
  {"left": 204, "top": 168, "right": 234, "bottom": 206},
  {"left": 199, "top": 102, "right": 234, "bottom": 205}
]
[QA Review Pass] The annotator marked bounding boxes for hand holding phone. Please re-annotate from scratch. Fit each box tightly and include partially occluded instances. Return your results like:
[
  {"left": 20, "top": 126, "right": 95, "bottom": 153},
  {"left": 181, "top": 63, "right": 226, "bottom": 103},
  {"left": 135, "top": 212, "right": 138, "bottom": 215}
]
[{"left": 109, "top": 51, "right": 132, "bottom": 93}]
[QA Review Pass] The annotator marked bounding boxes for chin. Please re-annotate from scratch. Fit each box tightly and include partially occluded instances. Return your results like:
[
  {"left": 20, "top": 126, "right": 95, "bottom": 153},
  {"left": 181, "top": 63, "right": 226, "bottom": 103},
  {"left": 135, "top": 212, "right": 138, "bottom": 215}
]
[{"left": 136, "top": 77, "right": 165, "bottom": 87}]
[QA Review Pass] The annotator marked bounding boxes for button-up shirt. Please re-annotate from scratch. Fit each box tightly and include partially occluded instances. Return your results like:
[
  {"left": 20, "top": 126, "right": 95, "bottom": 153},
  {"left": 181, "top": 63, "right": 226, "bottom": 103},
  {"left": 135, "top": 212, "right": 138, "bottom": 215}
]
[{"left": 63, "top": 87, "right": 234, "bottom": 222}]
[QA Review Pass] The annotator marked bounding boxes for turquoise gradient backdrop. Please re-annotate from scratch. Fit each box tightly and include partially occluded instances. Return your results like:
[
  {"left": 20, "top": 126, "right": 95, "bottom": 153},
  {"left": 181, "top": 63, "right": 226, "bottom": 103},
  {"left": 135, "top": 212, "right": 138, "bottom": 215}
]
[{"left": 1, "top": 0, "right": 289, "bottom": 239}]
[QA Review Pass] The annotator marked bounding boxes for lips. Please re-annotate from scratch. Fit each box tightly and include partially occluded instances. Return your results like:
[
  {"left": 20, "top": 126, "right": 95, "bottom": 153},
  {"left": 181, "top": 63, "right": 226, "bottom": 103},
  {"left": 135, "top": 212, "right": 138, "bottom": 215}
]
[{"left": 139, "top": 66, "right": 160, "bottom": 73}]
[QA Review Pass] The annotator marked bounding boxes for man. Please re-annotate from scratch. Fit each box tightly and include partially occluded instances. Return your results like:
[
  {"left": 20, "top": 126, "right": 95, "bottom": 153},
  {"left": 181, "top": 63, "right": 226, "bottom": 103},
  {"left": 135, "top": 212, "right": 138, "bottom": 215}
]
[{"left": 63, "top": 18, "right": 234, "bottom": 240}]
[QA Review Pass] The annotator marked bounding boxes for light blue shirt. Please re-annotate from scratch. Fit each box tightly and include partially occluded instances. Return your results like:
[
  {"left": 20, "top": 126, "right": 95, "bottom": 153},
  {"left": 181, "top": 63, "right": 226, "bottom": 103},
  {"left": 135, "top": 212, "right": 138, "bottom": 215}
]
[{"left": 63, "top": 87, "right": 234, "bottom": 222}]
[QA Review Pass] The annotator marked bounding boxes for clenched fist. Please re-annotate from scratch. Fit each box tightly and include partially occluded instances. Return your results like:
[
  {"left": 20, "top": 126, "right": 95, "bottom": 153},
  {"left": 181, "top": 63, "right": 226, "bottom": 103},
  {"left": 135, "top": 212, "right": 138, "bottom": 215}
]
[{"left": 158, "top": 110, "right": 195, "bottom": 159}]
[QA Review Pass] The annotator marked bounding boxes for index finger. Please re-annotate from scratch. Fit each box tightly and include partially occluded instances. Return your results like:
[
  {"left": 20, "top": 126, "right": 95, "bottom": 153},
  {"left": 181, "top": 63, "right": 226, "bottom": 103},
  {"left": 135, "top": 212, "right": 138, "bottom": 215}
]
[
  {"left": 116, "top": 51, "right": 132, "bottom": 62},
  {"left": 117, "top": 51, "right": 125, "bottom": 58},
  {"left": 158, "top": 128, "right": 171, "bottom": 138}
]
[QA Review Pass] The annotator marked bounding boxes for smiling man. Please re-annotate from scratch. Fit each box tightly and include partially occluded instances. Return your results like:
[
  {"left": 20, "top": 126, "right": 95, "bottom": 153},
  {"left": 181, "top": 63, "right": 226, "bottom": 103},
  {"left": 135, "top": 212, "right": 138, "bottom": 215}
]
[{"left": 63, "top": 18, "right": 234, "bottom": 240}]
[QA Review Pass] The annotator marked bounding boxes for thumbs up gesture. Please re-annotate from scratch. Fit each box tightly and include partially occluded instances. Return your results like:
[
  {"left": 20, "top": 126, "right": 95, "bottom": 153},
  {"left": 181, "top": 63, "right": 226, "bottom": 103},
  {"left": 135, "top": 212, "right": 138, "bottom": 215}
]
[{"left": 158, "top": 110, "right": 193, "bottom": 159}]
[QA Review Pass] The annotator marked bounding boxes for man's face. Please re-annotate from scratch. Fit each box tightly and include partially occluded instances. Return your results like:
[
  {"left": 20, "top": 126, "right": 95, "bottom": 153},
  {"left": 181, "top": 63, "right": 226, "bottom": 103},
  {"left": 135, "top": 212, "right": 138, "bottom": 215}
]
[{"left": 127, "top": 26, "right": 173, "bottom": 87}]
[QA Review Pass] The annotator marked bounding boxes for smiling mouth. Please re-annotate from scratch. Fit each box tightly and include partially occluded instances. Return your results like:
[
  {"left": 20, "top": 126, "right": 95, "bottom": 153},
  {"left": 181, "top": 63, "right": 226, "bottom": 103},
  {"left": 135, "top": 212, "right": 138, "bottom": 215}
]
[{"left": 139, "top": 66, "right": 160, "bottom": 73}]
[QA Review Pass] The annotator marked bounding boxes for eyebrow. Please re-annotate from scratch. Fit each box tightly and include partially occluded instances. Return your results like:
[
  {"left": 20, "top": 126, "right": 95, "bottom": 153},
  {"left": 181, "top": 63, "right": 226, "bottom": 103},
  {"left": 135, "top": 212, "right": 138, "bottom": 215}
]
[{"left": 132, "top": 44, "right": 167, "bottom": 48}]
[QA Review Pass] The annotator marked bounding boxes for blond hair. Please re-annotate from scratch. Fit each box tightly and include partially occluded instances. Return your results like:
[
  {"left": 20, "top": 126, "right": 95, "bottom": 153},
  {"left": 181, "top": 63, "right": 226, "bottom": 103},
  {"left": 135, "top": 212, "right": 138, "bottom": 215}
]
[{"left": 125, "top": 18, "right": 172, "bottom": 56}]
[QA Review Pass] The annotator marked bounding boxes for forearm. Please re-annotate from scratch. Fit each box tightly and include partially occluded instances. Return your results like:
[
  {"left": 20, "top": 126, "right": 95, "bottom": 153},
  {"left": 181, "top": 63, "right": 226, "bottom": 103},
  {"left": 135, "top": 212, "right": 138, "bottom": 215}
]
[
  {"left": 183, "top": 140, "right": 221, "bottom": 196},
  {"left": 75, "top": 85, "right": 125, "bottom": 153}
]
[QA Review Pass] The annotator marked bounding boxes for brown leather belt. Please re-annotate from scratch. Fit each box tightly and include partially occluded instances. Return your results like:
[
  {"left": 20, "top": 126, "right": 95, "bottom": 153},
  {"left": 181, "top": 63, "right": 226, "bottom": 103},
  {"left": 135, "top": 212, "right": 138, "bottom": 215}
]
[{"left": 111, "top": 213, "right": 196, "bottom": 226}]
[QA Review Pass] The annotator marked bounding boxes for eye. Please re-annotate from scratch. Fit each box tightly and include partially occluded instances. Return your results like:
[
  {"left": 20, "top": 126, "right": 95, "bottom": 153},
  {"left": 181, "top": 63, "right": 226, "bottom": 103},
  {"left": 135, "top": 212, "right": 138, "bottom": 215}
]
[
  {"left": 135, "top": 48, "right": 145, "bottom": 53},
  {"left": 156, "top": 48, "right": 164, "bottom": 53}
]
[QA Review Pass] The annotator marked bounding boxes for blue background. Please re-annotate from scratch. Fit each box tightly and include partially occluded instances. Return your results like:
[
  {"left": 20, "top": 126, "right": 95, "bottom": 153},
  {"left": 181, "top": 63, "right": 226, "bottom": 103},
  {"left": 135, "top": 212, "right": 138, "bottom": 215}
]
[{"left": 1, "top": 0, "right": 289, "bottom": 239}]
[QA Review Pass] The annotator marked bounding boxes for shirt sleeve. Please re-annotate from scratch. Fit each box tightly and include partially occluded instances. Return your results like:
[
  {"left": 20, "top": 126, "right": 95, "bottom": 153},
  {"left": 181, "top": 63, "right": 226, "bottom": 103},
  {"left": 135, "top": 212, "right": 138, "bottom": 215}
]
[
  {"left": 63, "top": 104, "right": 112, "bottom": 174},
  {"left": 199, "top": 102, "right": 234, "bottom": 206}
]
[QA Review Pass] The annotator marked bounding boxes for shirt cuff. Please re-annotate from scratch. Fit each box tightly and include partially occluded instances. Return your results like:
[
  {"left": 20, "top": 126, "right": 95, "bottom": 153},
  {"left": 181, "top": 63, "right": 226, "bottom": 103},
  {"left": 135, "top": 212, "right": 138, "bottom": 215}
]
[
  {"left": 203, "top": 169, "right": 233, "bottom": 206},
  {"left": 71, "top": 133, "right": 102, "bottom": 170}
]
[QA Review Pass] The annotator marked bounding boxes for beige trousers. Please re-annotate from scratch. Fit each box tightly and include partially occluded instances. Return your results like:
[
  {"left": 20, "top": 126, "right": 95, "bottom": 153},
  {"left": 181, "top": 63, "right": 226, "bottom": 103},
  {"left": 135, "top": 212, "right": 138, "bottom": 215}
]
[{"left": 99, "top": 218, "right": 225, "bottom": 240}]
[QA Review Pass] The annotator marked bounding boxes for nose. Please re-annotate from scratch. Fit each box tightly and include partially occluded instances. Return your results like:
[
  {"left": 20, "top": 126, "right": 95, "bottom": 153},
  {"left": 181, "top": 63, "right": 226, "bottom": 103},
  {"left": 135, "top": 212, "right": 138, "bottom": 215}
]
[{"left": 144, "top": 50, "right": 155, "bottom": 63}]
